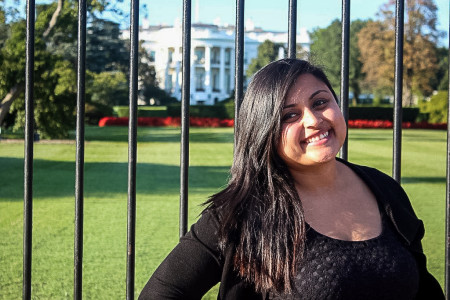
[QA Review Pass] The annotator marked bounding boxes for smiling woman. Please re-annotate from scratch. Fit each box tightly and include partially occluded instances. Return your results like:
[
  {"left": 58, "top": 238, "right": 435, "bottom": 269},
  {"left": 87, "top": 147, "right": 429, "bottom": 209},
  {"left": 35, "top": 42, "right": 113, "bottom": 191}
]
[
  {"left": 138, "top": 59, "right": 444, "bottom": 300},
  {"left": 278, "top": 73, "right": 347, "bottom": 169}
]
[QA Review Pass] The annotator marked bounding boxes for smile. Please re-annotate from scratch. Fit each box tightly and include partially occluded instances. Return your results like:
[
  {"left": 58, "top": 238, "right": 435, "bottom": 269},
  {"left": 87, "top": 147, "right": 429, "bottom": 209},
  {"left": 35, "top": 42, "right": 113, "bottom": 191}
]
[{"left": 306, "top": 131, "right": 329, "bottom": 144}]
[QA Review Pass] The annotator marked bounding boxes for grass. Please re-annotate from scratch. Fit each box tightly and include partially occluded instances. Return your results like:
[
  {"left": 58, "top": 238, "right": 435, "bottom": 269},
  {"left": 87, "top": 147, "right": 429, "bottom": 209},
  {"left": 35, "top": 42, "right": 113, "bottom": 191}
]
[{"left": 0, "top": 127, "right": 446, "bottom": 299}]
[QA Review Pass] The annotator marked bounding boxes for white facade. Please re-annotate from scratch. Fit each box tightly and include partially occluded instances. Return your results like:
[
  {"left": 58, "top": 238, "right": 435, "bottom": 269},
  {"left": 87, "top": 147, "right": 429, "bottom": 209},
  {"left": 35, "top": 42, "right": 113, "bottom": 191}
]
[{"left": 125, "top": 21, "right": 310, "bottom": 105}]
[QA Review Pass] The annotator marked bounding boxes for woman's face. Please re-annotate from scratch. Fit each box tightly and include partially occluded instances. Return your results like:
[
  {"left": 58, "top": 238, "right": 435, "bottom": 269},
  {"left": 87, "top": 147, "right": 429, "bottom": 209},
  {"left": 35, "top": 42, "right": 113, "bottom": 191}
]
[{"left": 277, "top": 74, "right": 346, "bottom": 170}]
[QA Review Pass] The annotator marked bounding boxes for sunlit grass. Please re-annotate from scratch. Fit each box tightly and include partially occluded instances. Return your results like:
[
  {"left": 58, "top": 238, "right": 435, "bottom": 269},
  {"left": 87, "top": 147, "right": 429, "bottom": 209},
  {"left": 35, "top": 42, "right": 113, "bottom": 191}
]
[{"left": 0, "top": 127, "right": 446, "bottom": 299}]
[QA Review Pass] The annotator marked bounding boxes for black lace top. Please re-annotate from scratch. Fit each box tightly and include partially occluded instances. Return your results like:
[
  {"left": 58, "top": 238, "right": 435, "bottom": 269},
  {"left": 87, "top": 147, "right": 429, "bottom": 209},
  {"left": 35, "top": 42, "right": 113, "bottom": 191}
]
[{"left": 271, "top": 212, "right": 419, "bottom": 299}]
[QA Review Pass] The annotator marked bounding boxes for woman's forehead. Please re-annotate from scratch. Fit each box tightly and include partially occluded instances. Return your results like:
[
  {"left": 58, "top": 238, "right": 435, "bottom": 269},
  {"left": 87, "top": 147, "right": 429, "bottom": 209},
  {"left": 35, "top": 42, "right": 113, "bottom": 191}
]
[{"left": 284, "top": 74, "right": 331, "bottom": 105}]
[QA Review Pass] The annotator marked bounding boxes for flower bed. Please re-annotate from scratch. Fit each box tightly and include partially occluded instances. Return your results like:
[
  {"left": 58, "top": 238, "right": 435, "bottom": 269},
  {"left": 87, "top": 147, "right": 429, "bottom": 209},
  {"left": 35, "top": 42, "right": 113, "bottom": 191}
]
[
  {"left": 348, "top": 119, "right": 447, "bottom": 130},
  {"left": 99, "top": 116, "right": 234, "bottom": 128},
  {"left": 99, "top": 117, "right": 446, "bottom": 130}
]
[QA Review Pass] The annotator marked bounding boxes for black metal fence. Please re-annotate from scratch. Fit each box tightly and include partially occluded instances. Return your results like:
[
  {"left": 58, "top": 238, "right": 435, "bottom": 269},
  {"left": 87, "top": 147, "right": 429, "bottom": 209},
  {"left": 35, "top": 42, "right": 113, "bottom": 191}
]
[{"left": 20, "top": 0, "right": 450, "bottom": 299}]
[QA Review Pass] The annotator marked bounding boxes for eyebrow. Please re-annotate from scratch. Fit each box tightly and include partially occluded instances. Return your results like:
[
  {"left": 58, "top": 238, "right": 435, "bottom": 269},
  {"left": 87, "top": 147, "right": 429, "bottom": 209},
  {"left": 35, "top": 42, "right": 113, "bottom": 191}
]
[{"left": 283, "top": 89, "right": 330, "bottom": 109}]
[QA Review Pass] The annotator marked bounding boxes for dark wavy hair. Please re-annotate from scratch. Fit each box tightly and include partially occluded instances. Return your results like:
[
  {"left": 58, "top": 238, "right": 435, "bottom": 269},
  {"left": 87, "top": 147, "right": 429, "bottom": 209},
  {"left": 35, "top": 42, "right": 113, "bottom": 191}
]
[{"left": 205, "top": 58, "right": 338, "bottom": 294}]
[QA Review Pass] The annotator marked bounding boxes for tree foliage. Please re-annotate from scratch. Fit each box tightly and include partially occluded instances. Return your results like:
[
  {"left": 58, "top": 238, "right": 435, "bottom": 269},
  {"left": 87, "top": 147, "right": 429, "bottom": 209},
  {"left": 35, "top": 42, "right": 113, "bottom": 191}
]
[
  {"left": 0, "top": 0, "right": 161, "bottom": 138},
  {"left": 309, "top": 19, "right": 368, "bottom": 104},
  {"left": 246, "top": 40, "right": 283, "bottom": 77},
  {"left": 358, "top": 0, "right": 441, "bottom": 106},
  {"left": 309, "top": 20, "right": 342, "bottom": 90},
  {"left": 419, "top": 91, "right": 448, "bottom": 123}
]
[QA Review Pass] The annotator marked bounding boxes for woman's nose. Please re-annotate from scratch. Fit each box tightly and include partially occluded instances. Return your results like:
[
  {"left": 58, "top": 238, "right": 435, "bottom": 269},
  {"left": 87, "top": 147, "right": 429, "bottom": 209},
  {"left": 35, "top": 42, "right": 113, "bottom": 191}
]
[{"left": 303, "top": 109, "right": 322, "bottom": 127}]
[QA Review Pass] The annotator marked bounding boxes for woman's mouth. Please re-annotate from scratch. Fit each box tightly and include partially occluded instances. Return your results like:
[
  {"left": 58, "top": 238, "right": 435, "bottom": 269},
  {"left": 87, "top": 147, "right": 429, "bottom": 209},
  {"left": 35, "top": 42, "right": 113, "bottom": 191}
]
[{"left": 305, "top": 130, "right": 330, "bottom": 145}]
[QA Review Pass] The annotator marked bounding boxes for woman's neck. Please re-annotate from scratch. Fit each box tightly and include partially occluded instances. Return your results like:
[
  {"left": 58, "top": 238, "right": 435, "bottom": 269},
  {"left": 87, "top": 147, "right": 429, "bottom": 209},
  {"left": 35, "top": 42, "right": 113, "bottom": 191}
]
[{"left": 289, "top": 158, "right": 342, "bottom": 194}]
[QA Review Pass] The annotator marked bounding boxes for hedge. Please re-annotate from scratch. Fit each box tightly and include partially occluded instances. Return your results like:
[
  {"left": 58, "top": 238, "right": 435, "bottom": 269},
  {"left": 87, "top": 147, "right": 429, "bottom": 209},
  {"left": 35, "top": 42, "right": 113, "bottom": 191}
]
[
  {"left": 167, "top": 103, "right": 235, "bottom": 119},
  {"left": 112, "top": 106, "right": 169, "bottom": 118},
  {"left": 348, "top": 107, "right": 419, "bottom": 122},
  {"left": 165, "top": 104, "right": 420, "bottom": 122}
]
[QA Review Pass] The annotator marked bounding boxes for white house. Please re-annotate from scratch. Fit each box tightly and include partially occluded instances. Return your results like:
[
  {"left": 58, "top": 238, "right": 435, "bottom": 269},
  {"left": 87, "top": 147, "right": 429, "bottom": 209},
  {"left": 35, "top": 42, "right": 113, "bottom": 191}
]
[{"left": 124, "top": 19, "right": 310, "bottom": 105}]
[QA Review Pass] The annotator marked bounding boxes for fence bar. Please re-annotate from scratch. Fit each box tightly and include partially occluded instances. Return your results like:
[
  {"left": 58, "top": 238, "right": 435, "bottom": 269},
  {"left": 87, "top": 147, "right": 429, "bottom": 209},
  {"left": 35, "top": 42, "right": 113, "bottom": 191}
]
[
  {"left": 126, "top": 0, "right": 139, "bottom": 298},
  {"left": 234, "top": 0, "right": 245, "bottom": 123},
  {"left": 23, "top": 0, "right": 35, "bottom": 299},
  {"left": 445, "top": 5, "right": 450, "bottom": 297},
  {"left": 339, "top": 0, "right": 350, "bottom": 160},
  {"left": 179, "top": 0, "right": 191, "bottom": 238},
  {"left": 287, "top": 0, "right": 297, "bottom": 58},
  {"left": 74, "top": 0, "right": 87, "bottom": 299},
  {"left": 392, "top": 0, "right": 404, "bottom": 182}
]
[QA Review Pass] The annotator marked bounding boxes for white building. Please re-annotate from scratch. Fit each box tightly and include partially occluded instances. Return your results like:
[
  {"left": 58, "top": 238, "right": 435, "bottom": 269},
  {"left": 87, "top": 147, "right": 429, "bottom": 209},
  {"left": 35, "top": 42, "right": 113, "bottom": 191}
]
[{"left": 125, "top": 19, "right": 310, "bottom": 105}]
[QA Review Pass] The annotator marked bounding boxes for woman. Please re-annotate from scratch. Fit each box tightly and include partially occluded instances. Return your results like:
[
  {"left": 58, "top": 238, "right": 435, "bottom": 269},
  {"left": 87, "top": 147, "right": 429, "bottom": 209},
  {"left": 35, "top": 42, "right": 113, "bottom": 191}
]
[{"left": 139, "top": 59, "right": 444, "bottom": 299}]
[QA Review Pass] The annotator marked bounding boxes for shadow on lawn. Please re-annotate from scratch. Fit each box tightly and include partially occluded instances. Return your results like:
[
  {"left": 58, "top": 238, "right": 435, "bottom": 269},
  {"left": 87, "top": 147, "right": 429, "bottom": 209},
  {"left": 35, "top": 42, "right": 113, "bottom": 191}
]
[
  {"left": 79, "top": 126, "right": 234, "bottom": 143},
  {"left": 0, "top": 157, "right": 230, "bottom": 201},
  {"left": 402, "top": 177, "right": 446, "bottom": 184}
]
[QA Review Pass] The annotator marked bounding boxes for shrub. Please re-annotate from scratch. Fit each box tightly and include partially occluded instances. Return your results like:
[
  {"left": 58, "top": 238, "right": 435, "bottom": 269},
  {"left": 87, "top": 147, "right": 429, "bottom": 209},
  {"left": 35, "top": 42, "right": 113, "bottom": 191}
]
[
  {"left": 419, "top": 91, "right": 448, "bottom": 124},
  {"left": 85, "top": 102, "right": 114, "bottom": 125},
  {"left": 348, "top": 107, "right": 419, "bottom": 122}
]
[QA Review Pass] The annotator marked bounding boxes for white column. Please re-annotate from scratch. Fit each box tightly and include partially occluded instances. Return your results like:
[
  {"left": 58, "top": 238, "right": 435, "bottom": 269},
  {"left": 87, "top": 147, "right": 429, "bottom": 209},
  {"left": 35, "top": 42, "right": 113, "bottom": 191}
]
[
  {"left": 219, "top": 47, "right": 225, "bottom": 97},
  {"left": 190, "top": 47, "right": 196, "bottom": 104},
  {"left": 230, "top": 48, "right": 235, "bottom": 94},
  {"left": 164, "top": 48, "right": 170, "bottom": 92},
  {"left": 205, "top": 46, "right": 212, "bottom": 98},
  {"left": 174, "top": 47, "right": 181, "bottom": 98}
]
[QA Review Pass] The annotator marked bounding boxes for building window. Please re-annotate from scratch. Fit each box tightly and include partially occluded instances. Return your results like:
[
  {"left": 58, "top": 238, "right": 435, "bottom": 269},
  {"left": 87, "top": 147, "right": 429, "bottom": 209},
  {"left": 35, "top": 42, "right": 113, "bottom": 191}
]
[
  {"left": 225, "top": 71, "right": 231, "bottom": 94},
  {"left": 225, "top": 48, "right": 231, "bottom": 65},
  {"left": 195, "top": 68, "right": 205, "bottom": 91},
  {"left": 212, "top": 69, "right": 220, "bottom": 92},
  {"left": 150, "top": 51, "right": 156, "bottom": 62},
  {"left": 168, "top": 48, "right": 174, "bottom": 63},
  {"left": 167, "top": 74, "right": 173, "bottom": 93},
  {"left": 211, "top": 47, "right": 220, "bottom": 64},
  {"left": 194, "top": 47, "right": 205, "bottom": 64}
]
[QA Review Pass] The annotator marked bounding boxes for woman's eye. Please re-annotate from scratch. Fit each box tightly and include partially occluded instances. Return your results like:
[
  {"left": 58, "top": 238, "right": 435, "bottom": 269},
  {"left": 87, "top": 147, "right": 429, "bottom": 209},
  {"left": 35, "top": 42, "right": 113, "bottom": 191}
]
[
  {"left": 282, "top": 112, "right": 300, "bottom": 122},
  {"left": 313, "top": 99, "right": 328, "bottom": 108}
]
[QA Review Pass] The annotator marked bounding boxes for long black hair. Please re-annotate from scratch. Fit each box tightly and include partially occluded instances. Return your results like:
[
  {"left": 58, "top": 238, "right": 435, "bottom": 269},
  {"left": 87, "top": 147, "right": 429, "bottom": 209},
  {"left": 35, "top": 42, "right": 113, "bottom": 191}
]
[{"left": 205, "top": 58, "right": 338, "bottom": 294}]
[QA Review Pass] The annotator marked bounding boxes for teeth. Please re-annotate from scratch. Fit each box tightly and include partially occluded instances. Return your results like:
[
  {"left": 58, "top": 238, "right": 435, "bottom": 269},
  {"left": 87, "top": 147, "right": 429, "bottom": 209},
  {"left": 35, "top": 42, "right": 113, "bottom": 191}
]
[{"left": 307, "top": 131, "right": 329, "bottom": 144}]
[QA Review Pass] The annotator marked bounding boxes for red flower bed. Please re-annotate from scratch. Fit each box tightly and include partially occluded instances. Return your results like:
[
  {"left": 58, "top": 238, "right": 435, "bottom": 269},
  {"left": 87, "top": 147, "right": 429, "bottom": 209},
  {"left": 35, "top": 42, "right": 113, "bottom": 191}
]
[
  {"left": 99, "top": 117, "right": 445, "bottom": 130},
  {"left": 348, "top": 119, "right": 447, "bottom": 130},
  {"left": 99, "top": 116, "right": 234, "bottom": 128}
]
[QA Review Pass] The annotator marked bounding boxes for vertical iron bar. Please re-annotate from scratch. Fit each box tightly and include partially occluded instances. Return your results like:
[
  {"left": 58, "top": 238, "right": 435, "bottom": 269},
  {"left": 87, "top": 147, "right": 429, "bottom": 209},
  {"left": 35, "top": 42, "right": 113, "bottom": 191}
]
[
  {"left": 23, "top": 0, "right": 35, "bottom": 299},
  {"left": 180, "top": 0, "right": 191, "bottom": 238},
  {"left": 74, "top": 0, "right": 87, "bottom": 299},
  {"left": 287, "top": 0, "right": 297, "bottom": 59},
  {"left": 445, "top": 5, "right": 450, "bottom": 297},
  {"left": 392, "top": 0, "right": 404, "bottom": 182},
  {"left": 126, "top": 0, "right": 139, "bottom": 298},
  {"left": 339, "top": 0, "right": 350, "bottom": 160},
  {"left": 234, "top": 0, "right": 244, "bottom": 138}
]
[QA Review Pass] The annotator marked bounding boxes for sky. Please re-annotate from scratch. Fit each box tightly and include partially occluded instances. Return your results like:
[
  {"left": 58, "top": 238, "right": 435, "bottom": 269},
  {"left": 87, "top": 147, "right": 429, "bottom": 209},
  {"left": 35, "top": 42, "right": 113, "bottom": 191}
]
[
  {"left": 4, "top": 0, "right": 450, "bottom": 45},
  {"left": 136, "top": 0, "right": 449, "bottom": 45}
]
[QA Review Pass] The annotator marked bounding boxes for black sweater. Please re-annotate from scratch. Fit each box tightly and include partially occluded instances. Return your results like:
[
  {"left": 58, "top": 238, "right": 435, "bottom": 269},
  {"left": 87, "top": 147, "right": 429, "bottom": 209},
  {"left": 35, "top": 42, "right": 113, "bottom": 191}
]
[{"left": 139, "top": 159, "right": 444, "bottom": 299}]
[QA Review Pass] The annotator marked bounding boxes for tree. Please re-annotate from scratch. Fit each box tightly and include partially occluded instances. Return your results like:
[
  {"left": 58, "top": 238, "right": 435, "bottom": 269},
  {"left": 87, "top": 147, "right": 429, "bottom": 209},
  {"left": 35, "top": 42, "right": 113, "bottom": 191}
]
[
  {"left": 435, "top": 46, "right": 448, "bottom": 91},
  {"left": 358, "top": 0, "right": 441, "bottom": 106},
  {"left": 246, "top": 40, "right": 283, "bottom": 77},
  {"left": 0, "top": 0, "right": 133, "bottom": 137},
  {"left": 0, "top": 0, "right": 78, "bottom": 136},
  {"left": 1, "top": 2, "right": 79, "bottom": 138},
  {"left": 309, "top": 20, "right": 341, "bottom": 91},
  {"left": 309, "top": 19, "right": 368, "bottom": 104},
  {"left": 86, "top": 17, "right": 129, "bottom": 73}
]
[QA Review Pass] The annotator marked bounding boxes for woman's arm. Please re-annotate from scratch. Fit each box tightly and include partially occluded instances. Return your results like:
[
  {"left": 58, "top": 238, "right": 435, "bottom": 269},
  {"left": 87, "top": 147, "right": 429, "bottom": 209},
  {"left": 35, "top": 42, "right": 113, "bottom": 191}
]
[{"left": 138, "top": 211, "right": 223, "bottom": 300}]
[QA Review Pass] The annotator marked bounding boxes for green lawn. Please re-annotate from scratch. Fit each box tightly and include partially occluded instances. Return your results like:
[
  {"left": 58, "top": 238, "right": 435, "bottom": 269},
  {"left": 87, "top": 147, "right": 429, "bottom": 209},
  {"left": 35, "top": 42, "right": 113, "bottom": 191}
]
[{"left": 0, "top": 127, "right": 446, "bottom": 299}]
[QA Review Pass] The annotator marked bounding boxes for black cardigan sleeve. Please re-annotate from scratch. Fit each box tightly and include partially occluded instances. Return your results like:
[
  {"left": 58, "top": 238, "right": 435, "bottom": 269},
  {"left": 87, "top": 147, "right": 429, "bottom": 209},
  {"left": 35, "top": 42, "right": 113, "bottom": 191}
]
[{"left": 138, "top": 211, "right": 222, "bottom": 300}]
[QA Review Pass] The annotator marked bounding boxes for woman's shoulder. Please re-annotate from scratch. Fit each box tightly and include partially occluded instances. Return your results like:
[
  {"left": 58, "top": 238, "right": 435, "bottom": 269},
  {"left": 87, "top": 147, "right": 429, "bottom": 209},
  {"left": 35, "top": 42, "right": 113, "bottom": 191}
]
[{"left": 336, "top": 157, "right": 423, "bottom": 246}]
